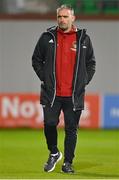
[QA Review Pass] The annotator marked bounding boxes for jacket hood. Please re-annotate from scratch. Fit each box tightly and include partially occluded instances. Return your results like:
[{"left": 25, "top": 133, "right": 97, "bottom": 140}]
[{"left": 47, "top": 26, "right": 87, "bottom": 34}]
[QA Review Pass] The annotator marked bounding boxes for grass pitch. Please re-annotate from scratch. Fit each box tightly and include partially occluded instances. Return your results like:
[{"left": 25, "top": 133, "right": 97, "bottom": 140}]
[{"left": 0, "top": 128, "right": 119, "bottom": 179}]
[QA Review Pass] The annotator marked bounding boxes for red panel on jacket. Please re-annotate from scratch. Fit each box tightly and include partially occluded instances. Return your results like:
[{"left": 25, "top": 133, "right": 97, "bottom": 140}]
[{"left": 56, "top": 27, "right": 77, "bottom": 96}]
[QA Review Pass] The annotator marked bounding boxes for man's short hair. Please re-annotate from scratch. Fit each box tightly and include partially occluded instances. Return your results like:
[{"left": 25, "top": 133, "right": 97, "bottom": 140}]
[{"left": 57, "top": 4, "right": 75, "bottom": 15}]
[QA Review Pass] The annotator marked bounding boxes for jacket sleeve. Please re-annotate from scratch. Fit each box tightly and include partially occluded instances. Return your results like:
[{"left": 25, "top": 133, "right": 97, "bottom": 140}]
[
  {"left": 85, "top": 35, "right": 96, "bottom": 84},
  {"left": 32, "top": 34, "right": 45, "bottom": 81}
]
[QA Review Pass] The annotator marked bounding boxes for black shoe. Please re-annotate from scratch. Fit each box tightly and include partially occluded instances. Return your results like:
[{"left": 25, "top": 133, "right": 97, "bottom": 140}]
[
  {"left": 62, "top": 162, "right": 74, "bottom": 173},
  {"left": 44, "top": 152, "right": 62, "bottom": 172}
]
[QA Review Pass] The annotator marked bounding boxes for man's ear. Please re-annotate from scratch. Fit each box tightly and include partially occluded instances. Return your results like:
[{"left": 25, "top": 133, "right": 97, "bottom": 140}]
[{"left": 72, "top": 15, "right": 76, "bottom": 22}]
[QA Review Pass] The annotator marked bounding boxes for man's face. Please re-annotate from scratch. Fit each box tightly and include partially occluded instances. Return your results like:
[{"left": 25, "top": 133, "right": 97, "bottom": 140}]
[{"left": 57, "top": 8, "right": 75, "bottom": 32}]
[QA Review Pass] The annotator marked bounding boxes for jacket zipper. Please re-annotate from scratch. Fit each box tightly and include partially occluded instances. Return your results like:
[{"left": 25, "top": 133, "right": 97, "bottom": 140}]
[
  {"left": 72, "top": 30, "right": 83, "bottom": 111},
  {"left": 48, "top": 31, "right": 56, "bottom": 107}
]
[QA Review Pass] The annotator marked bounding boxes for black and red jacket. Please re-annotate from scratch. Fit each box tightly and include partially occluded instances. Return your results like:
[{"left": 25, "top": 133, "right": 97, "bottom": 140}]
[{"left": 32, "top": 26, "right": 96, "bottom": 111}]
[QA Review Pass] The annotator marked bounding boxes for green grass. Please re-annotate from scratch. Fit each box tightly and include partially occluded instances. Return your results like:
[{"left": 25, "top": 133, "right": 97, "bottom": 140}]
[{"left": 0, "top": 128, "right": 119, "bottom": 179}]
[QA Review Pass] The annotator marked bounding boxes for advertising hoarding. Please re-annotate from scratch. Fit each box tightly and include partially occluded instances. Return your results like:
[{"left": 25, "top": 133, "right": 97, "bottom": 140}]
[
  {"left": 103, "top": 95, "right": 119, "bottom": 128},
  {"left": 0, "top": 93, "right": 100, "bottom": 129}
]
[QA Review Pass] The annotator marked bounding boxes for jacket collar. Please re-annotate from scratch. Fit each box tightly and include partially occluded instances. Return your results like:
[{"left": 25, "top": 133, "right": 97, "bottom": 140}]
[
  {"left": 47, "top": 26, "right": 87, "bottom": 41},
  {"left": 57, "top": 25, "right": 77, "bottom": 34}
]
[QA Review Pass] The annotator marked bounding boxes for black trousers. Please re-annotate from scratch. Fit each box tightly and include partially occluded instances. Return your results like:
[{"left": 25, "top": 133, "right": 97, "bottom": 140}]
[{"left": 43, "top": 96, "right": 82, "bottom": 164}]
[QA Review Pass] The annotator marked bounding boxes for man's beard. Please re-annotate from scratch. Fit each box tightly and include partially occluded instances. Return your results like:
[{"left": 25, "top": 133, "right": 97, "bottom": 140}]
[{"left": 59, "top": 23, "right": 68, "bottom": 31}]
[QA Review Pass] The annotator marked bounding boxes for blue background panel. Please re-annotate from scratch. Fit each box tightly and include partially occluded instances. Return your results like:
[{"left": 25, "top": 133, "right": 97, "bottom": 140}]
[{"left": 103, "top": 95, "right": 119, "bottom": 128}]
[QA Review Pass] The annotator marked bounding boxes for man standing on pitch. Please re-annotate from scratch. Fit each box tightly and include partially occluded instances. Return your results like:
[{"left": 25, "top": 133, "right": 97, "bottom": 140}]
[{"left": 32, "top": 4, "right": 96, "bottom": 173}]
